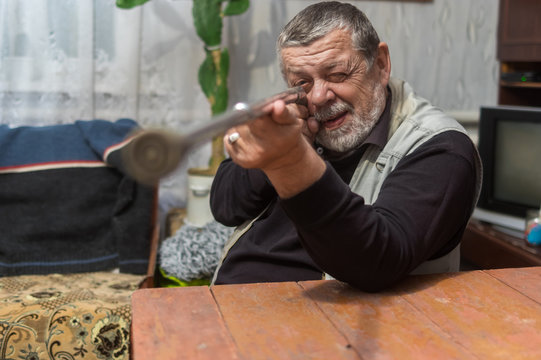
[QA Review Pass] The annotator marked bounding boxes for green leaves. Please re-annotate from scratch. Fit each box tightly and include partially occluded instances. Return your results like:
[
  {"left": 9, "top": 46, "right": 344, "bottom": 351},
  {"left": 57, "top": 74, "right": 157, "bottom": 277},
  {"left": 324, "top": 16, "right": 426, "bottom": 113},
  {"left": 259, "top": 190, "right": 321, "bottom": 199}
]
[
  {"left": 116, "top": 0, "right": 150, "bottom": 9},
  {"left": 192, "top": 0, "right": 223, "bottom": 47},
  {"left": 194, "top": 0, "right": 248, "bottom": 115},
  {"left": 199, "top": 49, "right": 230, "bottom": 115},
  {"left": 192, "top": 0, "right": 250, "bottom": 47},
  {"left": 223, "top": 0, "right": 250, "bottom": 16}
]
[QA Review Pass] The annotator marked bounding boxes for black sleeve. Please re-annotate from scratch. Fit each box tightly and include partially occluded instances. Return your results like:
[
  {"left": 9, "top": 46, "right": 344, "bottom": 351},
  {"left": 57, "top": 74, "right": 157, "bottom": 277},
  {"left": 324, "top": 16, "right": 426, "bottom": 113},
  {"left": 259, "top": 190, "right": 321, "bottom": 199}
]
[
  {"left": 210, "top": 158, "right": 278, "bottom": 227},
  {"left": 280, "top": 131, "right": 478, "bottom": 292}
]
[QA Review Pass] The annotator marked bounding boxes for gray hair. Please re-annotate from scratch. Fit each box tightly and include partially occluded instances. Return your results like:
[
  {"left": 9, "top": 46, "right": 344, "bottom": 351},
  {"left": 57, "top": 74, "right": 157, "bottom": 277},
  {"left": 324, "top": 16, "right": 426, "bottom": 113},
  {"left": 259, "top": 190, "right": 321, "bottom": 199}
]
[{"left": 277, "top": 1, "right": 380, "bottom": 75}]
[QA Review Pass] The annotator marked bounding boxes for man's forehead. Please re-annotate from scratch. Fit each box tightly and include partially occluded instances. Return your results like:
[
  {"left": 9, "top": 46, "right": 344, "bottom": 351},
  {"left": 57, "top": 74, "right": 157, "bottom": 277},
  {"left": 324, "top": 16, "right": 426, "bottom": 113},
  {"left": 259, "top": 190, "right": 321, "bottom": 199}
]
[{"left": 285, "top": 60, "right": 348, "bottom": 74}]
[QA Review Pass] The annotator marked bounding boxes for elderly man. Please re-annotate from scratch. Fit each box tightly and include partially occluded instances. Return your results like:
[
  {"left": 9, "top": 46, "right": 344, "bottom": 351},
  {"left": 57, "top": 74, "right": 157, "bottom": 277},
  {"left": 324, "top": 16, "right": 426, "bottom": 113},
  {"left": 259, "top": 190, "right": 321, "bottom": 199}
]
[{"left": 210, "top": 1, "right": 481, "bottom": 291}]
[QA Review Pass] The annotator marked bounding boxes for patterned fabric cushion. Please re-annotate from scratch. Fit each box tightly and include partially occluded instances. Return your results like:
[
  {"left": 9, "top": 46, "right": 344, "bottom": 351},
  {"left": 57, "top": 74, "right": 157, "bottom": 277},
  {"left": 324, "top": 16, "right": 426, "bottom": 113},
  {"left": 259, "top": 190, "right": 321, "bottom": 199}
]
[{"left": 0, "top": 272, "right": 146, "bottom": 360}]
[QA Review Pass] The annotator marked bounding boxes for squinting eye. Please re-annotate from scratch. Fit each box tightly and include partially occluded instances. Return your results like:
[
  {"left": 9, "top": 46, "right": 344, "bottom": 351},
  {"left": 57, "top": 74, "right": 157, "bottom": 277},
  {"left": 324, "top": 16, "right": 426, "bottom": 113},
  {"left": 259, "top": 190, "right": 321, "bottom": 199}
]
[
  {"left": 293, "top": 80, "right": 311, "bottom": 91},
  {"left": 328, "top": 73, "right": 348, "bottom": 82}
]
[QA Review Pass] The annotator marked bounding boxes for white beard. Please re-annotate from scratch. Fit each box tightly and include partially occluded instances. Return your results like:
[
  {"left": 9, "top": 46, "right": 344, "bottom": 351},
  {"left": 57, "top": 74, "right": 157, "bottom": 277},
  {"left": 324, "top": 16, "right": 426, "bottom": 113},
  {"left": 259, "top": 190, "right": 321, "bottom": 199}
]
[{"left": 315, "top": 84, "right": 386, "bottom": 153}]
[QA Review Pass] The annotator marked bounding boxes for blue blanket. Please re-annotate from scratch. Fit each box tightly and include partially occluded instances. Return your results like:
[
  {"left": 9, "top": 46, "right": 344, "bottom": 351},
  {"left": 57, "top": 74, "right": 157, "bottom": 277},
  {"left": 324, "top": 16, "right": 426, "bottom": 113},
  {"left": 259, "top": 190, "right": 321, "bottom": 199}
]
[{"left": 0, "top": 119, "right": 155, "bottom": 276}]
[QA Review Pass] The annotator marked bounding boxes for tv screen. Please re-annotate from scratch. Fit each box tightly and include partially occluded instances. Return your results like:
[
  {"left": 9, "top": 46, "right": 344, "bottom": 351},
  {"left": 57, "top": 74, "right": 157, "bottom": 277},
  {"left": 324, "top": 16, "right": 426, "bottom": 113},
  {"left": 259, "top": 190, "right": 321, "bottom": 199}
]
[{"left": 477, "top": 106, "right": 541, "bottom": 220}]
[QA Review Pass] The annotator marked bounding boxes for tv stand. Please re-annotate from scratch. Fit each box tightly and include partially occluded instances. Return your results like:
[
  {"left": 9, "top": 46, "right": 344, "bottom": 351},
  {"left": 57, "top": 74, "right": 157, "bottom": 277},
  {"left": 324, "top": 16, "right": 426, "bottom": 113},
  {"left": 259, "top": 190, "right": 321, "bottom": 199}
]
[{"left": 461, "top": 219, "right": 541, "bottom": 269}]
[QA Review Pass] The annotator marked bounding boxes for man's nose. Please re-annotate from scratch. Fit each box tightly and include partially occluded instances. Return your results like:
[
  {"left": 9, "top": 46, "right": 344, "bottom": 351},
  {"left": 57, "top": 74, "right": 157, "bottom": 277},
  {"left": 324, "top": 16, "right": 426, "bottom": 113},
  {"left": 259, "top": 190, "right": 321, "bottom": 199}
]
[{"left": 309, "top": 80, "right": 335, "bottom": 108}]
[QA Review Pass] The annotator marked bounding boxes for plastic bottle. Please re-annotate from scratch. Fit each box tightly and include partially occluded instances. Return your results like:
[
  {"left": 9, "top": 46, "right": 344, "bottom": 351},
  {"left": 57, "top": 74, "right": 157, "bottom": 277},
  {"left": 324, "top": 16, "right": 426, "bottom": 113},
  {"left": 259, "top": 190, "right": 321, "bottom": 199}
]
[{"left": 525, "top": 206, "right": 541, "bottom": 246}]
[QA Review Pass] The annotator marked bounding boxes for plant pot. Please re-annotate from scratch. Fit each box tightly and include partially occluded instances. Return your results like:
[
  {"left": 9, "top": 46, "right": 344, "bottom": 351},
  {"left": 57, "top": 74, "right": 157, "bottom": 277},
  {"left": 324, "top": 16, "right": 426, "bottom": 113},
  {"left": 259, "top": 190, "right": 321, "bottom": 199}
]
[{"left": 186, "top": 172, "right": 215, "bottom": 227}]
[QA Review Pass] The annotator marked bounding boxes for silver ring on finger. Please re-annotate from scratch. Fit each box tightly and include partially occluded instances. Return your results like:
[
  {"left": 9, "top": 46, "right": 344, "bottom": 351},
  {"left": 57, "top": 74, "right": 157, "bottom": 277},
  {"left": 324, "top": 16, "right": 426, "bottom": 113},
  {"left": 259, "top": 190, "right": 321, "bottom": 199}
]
[{"left": 228, "top": 132, "right": 240, "bottom": 144}]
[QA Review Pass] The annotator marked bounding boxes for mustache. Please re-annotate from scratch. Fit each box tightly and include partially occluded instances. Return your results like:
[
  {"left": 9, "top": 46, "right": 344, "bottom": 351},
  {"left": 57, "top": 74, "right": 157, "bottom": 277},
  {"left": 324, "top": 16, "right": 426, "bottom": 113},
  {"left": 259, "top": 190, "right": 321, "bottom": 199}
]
[{"left": 314, "top": 102, "right": 354, "bottom": 123}]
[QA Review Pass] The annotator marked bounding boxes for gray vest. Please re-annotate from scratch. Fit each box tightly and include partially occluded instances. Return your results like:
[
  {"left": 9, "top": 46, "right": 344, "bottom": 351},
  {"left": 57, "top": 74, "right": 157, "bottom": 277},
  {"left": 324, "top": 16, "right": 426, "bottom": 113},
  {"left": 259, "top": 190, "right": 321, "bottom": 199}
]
[
  {"left": 212, "top": 78, "right": 482, "bottom": 284},
  {"left": 334, "top": 77, "right": 482, "bottom": 277}
]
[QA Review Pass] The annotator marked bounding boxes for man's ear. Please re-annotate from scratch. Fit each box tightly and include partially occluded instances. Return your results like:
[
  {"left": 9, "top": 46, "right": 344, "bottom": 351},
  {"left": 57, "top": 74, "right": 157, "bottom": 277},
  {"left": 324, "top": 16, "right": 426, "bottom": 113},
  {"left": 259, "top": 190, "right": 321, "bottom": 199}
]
[{"left": 374, "top": 42, "right": 391, "bottom": 86}]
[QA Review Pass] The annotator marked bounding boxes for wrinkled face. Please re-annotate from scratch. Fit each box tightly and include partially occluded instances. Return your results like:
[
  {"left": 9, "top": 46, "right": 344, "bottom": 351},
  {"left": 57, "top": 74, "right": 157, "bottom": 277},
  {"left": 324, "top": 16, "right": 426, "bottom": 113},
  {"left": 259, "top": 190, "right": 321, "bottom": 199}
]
[{"left": 281, "top": 29, "right": 387, "bottom": 152}]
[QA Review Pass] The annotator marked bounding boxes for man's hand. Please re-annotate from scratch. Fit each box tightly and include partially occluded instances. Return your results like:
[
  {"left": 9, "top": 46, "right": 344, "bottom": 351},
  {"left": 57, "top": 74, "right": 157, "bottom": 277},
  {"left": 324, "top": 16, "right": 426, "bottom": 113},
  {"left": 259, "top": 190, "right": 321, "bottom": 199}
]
[
  {"left": 224, "top": 100, "right": 308, "bottom": 171},
  {"left": 224, "top": 99, "right": 326, "bottom": 198},
  {"left": 303, "top": 115, "right": 320, "bottom": 143}
]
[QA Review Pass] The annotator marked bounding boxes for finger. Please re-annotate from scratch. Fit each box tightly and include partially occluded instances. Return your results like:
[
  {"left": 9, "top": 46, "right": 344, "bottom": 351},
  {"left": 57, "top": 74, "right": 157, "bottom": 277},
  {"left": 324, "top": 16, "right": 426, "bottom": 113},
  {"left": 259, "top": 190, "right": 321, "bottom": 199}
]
[
  {"left": 227, "top": 131, "right": 240, "bottom": 145},
  {"left": 306, "top": 116, "right": 320, "bottom": 135},
  {"left": 272, "top": 100, "right": 305, "bottom": 126},
  {"left": 224, "top": 128, "right": 236, "bottom": 143},
  {"left": 297, "top": 104, "right": 309, "bottom": 120},
  {"left": 285, "top": 103, "right": 308, "bottom": 120},
  {"left": 224, "top": 130, "right": 241, "bottom": 156}
]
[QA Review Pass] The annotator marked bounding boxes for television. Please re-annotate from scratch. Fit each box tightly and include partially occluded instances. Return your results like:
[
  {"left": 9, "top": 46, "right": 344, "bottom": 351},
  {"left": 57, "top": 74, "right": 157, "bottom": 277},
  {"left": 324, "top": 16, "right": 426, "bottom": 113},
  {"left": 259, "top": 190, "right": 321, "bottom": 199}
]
[{"left": 474, "top": 105, "right": 541, "bottom": 232}]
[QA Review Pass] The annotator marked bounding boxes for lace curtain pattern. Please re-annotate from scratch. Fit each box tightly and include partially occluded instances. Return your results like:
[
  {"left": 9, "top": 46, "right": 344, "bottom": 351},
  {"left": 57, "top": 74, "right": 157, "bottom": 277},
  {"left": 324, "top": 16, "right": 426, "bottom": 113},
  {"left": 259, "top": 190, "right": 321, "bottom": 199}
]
[{"left": 0, "top": 0, "right": 498, "bottom": 211}]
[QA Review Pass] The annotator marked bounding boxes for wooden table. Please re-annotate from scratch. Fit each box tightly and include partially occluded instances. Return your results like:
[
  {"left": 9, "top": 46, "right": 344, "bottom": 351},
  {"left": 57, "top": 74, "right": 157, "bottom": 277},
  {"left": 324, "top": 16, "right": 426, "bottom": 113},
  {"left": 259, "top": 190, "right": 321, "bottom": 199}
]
[{"left": 131, "top": 267, "right": 541, "bottom": 359}]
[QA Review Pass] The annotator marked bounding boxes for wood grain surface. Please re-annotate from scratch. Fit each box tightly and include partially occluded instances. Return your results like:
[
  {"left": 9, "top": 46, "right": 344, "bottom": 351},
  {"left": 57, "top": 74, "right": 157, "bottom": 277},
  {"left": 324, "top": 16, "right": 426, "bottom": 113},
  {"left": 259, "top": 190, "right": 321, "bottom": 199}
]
[{"left": 132, "top": 267, "right": 541, "bottom": 360}]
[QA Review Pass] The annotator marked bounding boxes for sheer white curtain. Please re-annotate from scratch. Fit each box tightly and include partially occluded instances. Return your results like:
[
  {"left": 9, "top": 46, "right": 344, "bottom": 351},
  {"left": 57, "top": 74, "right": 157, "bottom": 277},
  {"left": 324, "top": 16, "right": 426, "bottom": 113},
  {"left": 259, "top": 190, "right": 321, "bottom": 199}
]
[{"left": 0, "top": 0, "right": 145, "bottom": 126}]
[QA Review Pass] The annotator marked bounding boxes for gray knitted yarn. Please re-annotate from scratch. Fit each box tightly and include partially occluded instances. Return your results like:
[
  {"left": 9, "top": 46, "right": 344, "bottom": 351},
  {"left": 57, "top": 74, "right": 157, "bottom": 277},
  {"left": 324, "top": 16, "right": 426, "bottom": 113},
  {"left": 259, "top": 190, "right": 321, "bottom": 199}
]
[{"left": 159, "top": 220, "right": 234, "bottom": 281}]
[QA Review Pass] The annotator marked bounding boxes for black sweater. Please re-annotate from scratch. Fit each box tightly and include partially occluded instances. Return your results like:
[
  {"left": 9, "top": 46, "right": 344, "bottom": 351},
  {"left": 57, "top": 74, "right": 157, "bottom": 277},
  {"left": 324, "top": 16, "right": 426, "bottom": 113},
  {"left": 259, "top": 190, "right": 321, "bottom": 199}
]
[{"left": 210, "top": 113, "right": 477, "bottom": 292}]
